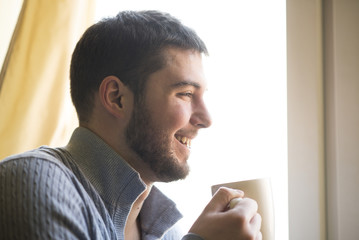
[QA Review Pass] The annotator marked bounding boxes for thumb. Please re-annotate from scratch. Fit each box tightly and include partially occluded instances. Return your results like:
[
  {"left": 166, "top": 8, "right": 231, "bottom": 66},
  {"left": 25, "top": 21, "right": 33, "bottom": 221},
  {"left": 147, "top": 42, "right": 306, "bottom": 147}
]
[{"left": 205, "top": 187, "right": 244, "bottom": 212}]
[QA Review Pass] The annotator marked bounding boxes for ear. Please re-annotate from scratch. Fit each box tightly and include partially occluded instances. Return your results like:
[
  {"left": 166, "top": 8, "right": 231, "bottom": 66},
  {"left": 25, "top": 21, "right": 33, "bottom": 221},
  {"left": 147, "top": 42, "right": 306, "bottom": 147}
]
[{"left": 99, "top": 76, "right": 132, "bottom": 119}]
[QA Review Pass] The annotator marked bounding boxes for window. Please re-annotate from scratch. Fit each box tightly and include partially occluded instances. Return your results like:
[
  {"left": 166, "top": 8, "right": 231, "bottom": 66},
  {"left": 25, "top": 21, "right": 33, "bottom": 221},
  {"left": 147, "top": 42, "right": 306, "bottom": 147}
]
[{"left": 96, "top": 1, "right": 288, "bottom": 238}]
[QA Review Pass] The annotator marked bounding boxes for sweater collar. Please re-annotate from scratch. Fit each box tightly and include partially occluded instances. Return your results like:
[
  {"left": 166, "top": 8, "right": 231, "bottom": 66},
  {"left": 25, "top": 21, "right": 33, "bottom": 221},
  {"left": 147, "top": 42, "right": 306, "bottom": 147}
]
[{"left": 65, "top": 127, "right": 146, "bottom": 209}]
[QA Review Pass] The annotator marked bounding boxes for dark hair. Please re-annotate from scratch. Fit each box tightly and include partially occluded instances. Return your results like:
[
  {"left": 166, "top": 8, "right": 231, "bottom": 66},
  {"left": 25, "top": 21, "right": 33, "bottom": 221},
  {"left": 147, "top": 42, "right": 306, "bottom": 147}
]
[{"left": 70, "top": 10, "right": 208, "bottom": 123}]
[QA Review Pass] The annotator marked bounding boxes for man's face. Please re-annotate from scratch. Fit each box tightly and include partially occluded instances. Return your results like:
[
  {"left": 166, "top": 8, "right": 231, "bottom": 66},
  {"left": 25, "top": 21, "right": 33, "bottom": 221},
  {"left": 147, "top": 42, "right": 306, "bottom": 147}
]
[{"left": 125, "top": 48, "right": 212, "bottom": 182}]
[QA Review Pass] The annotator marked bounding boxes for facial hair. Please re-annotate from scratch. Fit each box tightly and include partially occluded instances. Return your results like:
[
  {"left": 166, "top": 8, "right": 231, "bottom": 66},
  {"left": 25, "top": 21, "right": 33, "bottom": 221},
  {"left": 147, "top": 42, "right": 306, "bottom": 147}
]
[{"left": 125, "top": 101, "right": 190, "bottom": 182}]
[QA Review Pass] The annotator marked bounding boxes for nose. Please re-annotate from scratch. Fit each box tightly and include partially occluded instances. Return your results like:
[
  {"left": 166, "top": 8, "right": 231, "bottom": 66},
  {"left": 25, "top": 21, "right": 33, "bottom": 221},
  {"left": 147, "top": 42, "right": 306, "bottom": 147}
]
[{"left": 190, "top": 100, "right": 212, "bottom": 129}]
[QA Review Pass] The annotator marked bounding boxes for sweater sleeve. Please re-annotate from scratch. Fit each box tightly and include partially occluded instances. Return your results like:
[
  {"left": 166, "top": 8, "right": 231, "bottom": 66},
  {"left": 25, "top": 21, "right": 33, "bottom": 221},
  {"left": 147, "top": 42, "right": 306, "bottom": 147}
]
[{"left": 0, "top": 157, "right": 92, "bottom": 240}]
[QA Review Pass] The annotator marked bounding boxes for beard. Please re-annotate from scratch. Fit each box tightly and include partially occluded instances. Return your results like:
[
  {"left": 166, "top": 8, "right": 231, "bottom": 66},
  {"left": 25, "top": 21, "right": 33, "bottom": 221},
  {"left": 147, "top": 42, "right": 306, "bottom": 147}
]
[{"left": 125, "top": 101, "right": 190, "bottom": 182}]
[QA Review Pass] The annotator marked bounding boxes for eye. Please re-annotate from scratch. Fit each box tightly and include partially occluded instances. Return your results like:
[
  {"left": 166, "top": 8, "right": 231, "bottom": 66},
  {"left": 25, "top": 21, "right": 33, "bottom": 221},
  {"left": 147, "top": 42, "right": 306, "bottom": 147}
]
[{"left": 177, "top": 91, "right": 193, "bottom": 98}]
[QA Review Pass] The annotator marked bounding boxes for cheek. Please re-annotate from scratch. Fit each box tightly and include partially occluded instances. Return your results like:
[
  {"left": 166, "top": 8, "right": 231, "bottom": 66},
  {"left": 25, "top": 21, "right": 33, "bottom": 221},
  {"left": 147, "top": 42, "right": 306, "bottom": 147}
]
[
  {"left": 170, "top": 107, "right": 189, "bottom": 126},
  {"left": 159, "top": 103, "right": 191, "bottom": 130}
]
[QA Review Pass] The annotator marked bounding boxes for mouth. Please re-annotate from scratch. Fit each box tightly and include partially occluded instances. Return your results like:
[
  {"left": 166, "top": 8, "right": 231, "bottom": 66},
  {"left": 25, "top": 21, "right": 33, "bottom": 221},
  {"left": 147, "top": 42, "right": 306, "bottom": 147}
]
[{"left": 175, "top": 134, "right": 192, "bottom": 149}]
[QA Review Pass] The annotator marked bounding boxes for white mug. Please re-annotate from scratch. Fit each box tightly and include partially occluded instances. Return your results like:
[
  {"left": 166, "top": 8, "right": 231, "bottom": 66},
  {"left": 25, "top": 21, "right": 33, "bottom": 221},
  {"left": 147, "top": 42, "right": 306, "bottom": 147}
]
[{"left": 211, "top": 178, "right": 275, "bottom": 240}]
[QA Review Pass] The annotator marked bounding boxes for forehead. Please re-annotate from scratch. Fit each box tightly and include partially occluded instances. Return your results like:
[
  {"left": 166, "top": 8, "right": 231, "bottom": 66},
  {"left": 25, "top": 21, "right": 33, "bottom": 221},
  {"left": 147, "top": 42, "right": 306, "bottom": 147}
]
[{"left": 146, "top": 47, "right": 207, "bottom": 90}]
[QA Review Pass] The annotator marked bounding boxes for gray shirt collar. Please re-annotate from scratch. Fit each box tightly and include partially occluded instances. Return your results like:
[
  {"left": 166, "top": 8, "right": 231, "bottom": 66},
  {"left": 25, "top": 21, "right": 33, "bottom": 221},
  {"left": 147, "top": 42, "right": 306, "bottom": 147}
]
[{"left": 65, "top": 127, "right": 183, "bottom": 239}]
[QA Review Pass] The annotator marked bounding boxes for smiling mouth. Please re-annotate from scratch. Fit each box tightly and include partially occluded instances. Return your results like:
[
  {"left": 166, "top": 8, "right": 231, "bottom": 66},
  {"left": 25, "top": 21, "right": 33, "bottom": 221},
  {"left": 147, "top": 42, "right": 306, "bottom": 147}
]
[{"left": 175, "top": 134, "right": 191, "bottom": 149}]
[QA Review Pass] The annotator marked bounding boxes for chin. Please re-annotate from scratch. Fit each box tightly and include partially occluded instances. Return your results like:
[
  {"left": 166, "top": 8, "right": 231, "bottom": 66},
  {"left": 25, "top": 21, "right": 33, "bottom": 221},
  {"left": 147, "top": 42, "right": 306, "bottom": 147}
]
[{"left": 155, "top": 158, "right": 190, "bottom": 183}]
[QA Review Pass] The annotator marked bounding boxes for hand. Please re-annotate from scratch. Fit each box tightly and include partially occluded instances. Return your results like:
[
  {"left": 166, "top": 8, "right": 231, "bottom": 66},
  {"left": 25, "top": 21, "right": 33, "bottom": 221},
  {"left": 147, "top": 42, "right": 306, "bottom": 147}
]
[{"left": 188, "top": 187, "right": 262, "bottom": 240}]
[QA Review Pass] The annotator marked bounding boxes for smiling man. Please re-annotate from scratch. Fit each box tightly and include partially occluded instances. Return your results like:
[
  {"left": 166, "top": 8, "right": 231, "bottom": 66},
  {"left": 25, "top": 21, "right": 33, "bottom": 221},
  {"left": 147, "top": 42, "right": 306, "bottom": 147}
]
[
  {"left": 123, "top": 48, "right": 210, "bottom": 183},
  {"left": 0, "top": 10, "right": 262, "bottom": 240}
]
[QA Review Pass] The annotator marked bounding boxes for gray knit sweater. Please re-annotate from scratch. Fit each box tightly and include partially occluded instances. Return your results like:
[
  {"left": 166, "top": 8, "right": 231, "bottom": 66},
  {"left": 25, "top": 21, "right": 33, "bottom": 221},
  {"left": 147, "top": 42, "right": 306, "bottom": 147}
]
[{"left": 0, "top": 127, "right": 194, "bottom": 240}]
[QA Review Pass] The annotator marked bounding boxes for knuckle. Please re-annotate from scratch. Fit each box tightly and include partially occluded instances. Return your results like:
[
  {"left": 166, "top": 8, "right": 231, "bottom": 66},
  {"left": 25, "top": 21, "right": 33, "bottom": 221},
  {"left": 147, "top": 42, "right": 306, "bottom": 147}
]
[
  {"left": 230, "top": 208, "right": 249, "bottom": 225},
  {"left": 217, "top": 186, "right": 232, "bottom": 195},
  {"left": 247, "top": 197, "right": 259, "bottom": 208}
]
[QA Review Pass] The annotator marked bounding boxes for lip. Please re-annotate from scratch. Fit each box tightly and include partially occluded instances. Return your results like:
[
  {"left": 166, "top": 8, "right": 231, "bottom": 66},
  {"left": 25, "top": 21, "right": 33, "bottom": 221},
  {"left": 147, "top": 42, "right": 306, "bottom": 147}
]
[{"left": 174, "top": 137, "right": 191, "bottom": 163}]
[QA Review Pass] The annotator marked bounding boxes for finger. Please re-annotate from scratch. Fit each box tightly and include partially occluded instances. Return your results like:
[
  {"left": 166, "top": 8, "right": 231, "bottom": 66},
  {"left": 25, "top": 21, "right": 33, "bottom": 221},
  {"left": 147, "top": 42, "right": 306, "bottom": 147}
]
[
  {"left": 206, "top": 187, "right": 244, "bottom": 212},
  {"left": 250, "top": 213, "right": 262, "bottom": 233},
  {"left": 231, "top": 197, "right": 258, "bottom": 220},
  {"left": 228, "top": 197, "right": 243, "bottom": 209}
]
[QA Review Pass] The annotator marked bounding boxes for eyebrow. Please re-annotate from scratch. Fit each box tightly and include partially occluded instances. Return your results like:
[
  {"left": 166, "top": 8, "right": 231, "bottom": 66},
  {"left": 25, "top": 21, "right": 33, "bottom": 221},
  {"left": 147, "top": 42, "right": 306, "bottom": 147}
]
[{"left": 170, "top": 80, "right": 201, "bottom": 89}]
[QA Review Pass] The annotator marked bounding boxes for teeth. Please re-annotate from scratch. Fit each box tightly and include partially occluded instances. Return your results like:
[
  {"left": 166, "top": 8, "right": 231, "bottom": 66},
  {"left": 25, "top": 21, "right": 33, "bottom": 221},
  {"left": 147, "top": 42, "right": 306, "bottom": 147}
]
[{"left": 176, "top": 135, "right": 191, "bottom": 148}]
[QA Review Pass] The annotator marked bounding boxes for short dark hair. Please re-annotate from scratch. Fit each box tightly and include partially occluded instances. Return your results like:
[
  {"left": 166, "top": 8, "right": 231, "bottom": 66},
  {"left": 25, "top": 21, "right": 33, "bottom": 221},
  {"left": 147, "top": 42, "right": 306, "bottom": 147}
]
[{"left": 70, "top": 10, "right": 208, "bottom": 123}]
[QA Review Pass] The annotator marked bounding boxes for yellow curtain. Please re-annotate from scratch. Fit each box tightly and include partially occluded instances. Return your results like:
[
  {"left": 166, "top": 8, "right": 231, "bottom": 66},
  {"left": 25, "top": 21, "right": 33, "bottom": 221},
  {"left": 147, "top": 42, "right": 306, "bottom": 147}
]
[{"left": 0, "top": 0, "right": 95, "bottom": 159}]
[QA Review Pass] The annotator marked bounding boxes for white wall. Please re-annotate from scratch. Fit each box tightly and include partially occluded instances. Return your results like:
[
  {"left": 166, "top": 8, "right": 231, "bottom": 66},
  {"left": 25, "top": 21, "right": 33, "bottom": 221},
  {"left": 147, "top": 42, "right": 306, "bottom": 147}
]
[{"left": 0, "top": 0, "right": 22, "bottom": 71}]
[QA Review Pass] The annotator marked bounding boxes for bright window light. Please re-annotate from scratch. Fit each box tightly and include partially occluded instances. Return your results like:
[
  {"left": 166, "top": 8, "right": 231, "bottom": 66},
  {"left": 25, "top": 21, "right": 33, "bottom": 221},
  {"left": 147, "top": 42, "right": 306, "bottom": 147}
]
[{"left": 96, "top": 1, "right": 288, "bottom": 239}]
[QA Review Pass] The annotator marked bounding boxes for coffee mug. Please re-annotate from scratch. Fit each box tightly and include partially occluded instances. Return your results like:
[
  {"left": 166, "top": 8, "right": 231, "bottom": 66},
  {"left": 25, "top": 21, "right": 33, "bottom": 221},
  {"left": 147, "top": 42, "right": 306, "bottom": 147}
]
[{"left": 211, "top": 178, "right": 275, "bottom": 240}]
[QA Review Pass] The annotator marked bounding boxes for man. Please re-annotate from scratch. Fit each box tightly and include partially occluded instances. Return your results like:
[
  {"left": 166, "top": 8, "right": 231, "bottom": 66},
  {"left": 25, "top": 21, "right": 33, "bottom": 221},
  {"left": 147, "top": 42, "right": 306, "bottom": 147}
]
[{"left": 0, "top": 10, "right": 262, "bottom": 239}]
